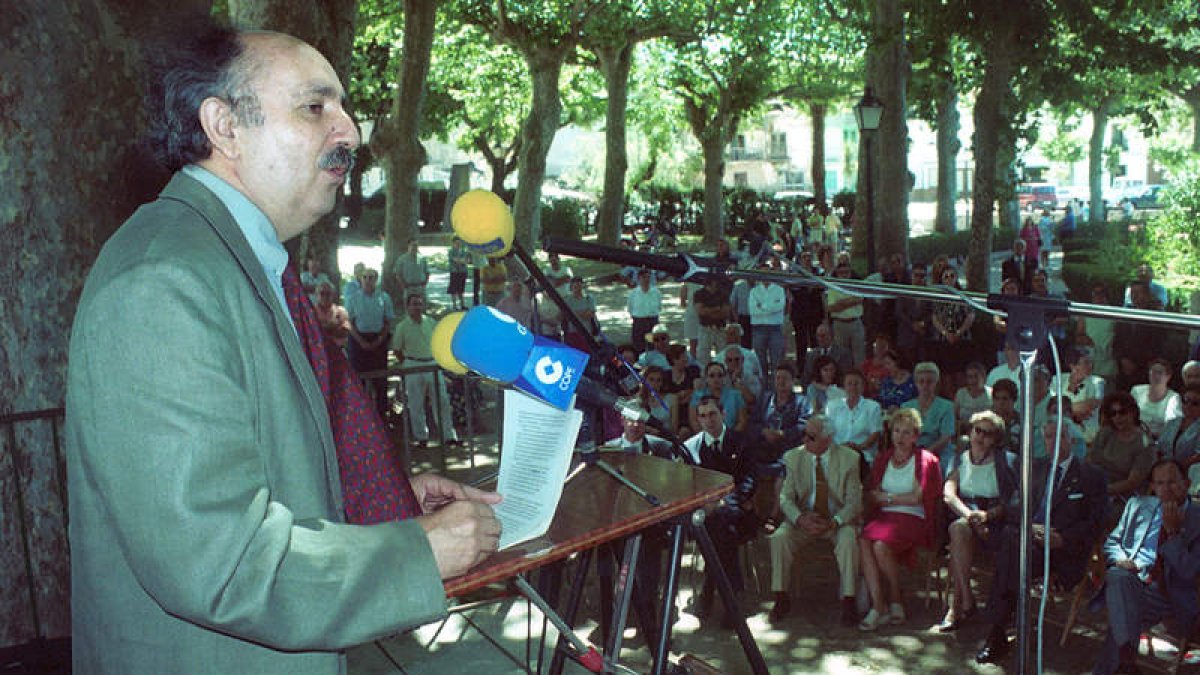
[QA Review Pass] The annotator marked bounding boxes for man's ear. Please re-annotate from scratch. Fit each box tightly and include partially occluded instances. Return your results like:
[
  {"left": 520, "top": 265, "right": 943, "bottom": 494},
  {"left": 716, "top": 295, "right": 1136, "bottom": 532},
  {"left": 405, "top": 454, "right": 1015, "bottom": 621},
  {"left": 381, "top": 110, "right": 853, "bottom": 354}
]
[{"left": 199, "top": 97, "right": 238, "bottom": 160}]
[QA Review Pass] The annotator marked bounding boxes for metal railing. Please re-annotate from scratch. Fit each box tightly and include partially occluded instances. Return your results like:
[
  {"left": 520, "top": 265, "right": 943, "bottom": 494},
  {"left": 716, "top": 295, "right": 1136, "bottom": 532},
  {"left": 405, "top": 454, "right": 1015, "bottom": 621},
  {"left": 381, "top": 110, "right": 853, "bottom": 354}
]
[
  {"left": 1, "top": 407, "right": 68, "bottom": 648},
  {"left": 358, "top": 366, "right": 500, "bottom": 472}
]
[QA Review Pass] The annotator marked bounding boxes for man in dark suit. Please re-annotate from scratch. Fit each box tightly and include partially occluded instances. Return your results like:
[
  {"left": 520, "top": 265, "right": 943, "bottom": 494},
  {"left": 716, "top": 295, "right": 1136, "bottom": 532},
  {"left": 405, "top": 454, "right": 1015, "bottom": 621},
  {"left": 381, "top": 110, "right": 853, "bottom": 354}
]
[
  {"left": 683, "top": 396, "right": 759, "bottom": 624},
  {"left": 1000, "top": 239, "right": 1036, "bottom": 294},
  {"left": 976, "top": 420, "right": 1107, "bottom": 664},
  {"left": 1093, "top": 459, "right": 1200, "bottom": 674}
]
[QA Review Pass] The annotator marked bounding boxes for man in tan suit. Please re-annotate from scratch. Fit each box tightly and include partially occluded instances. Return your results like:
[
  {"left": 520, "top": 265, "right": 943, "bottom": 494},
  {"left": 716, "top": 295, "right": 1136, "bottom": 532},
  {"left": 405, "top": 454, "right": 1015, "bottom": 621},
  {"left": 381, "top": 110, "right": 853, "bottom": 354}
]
[{"left": 768, "top": 414, "right": 862, "bottom": 625}]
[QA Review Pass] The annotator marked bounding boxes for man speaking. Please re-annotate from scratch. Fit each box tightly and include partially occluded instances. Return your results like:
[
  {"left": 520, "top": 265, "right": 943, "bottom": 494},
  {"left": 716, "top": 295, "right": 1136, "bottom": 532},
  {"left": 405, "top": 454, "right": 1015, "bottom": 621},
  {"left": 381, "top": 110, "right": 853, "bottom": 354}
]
[{"left": 65, "top": 21, "right": 500, "bottom": 674}]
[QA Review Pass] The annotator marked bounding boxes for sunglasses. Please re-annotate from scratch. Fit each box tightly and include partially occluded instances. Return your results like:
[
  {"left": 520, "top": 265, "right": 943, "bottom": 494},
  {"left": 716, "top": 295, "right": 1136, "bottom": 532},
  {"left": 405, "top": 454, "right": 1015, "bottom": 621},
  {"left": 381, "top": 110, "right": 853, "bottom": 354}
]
[
  {"left": 971, "top": 426, "right": 993, "bottom": 436},
  {"left": 1108, "top": 407, "right": 1131, "bottom": 416}
]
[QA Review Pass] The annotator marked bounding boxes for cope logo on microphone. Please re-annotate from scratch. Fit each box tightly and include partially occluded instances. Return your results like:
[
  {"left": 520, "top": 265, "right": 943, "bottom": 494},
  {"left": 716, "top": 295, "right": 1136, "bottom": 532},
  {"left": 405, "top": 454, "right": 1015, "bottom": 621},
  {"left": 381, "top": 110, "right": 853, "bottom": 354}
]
[
  {"left": 534, "top": 356, "right": 564, "bottom": 385},
  {"left": 534, "top": 356, "right": 576, "bottom": 391}
]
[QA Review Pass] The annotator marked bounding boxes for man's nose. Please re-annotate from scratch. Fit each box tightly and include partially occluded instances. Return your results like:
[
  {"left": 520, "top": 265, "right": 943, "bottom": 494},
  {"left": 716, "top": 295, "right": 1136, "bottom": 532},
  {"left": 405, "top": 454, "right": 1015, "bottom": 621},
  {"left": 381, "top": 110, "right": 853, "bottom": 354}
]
[{"left": 331, "top": 105, "right": 360, "bottom": 149}]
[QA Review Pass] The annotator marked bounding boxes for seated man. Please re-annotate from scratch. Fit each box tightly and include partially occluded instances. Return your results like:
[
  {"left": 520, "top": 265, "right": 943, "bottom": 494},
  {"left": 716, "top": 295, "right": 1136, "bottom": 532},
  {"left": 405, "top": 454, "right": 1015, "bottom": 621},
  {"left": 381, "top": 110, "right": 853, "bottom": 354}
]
[
  {"left": 976, "top": 420, "right": 1107, "bottom": 664},
  {"left": 1093, "top": 459, "right": 1200, "bottom": 675},
  {"left": 683, "top": 396, "right": 759, "bottom": 625},
  {"left": 606, "top": 404, "right": 673, "bottom": 458},
  {"left": 767, "top": 414, "right": 862, "bottom": 626}
]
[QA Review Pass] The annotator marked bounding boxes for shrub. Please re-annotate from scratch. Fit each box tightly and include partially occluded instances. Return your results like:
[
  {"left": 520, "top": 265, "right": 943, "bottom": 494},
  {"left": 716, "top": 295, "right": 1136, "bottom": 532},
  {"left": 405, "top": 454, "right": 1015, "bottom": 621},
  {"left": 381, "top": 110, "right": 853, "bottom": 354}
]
[{"left": 540, "top": 197, "right": 590, "bottom": 241}]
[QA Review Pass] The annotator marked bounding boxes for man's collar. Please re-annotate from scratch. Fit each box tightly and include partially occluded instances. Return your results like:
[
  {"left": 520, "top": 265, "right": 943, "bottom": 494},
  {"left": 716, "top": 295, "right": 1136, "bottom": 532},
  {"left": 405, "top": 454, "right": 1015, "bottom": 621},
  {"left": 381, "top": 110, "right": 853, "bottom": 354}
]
[{"left": 703, "top": 428, "right": 726, "bottom": 446}]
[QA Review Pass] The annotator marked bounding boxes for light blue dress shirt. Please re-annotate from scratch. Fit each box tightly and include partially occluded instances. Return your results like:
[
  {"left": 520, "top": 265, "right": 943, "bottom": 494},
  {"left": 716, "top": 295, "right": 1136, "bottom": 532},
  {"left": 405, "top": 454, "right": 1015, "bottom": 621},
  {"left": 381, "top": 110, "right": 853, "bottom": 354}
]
[{"left": 183, "top": 165, "right": 294, "bottom": 333}]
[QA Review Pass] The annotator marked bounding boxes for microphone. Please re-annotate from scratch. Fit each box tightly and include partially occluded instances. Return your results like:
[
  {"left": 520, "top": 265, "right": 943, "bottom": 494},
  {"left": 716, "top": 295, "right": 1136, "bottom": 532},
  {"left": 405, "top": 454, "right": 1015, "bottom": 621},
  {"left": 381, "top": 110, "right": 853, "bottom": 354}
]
[
  {"left": 543, "top": 237, "right": 721, "bottom": 282},
  {"left": 431, "top": 306, "right": 658, "bottom": 426},
  {"left": 449, "top": 189, "right": 514, "bottom": 257}
]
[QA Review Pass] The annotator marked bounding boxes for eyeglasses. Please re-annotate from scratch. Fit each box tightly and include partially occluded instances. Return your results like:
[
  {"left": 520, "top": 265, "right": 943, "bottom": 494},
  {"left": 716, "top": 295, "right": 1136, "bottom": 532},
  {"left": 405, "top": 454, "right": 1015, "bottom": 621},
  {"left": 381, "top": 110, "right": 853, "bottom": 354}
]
[
  {"left": 804, "top": 432, "right": 819, "bottom": 441},
  {"left": 971, "top": 426, "right": 993, "bottom": 436}
]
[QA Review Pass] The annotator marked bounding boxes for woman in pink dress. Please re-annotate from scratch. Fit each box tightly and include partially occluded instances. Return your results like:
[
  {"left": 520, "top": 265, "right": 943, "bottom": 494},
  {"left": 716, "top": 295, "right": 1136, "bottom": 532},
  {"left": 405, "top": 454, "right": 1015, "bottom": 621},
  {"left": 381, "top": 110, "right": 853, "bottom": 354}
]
[{"left": 858, "top": 407, "right": 943, "bottom": 630}]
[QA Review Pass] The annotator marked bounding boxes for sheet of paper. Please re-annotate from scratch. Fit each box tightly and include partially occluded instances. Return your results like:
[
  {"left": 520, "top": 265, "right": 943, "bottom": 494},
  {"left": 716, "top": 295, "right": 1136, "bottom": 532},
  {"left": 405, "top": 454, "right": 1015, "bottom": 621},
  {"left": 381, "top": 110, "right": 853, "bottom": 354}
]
[{"left": 494, "top": 389, "right": 583, "bottom": 550}]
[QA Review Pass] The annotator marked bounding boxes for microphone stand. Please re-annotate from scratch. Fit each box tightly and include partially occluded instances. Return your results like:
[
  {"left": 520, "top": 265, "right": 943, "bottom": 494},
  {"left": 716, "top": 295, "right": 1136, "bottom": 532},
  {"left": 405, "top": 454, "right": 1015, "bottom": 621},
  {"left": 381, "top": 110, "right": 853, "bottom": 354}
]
[{"left": 546, "top": 236, "right": 1200, "bottom": 675}]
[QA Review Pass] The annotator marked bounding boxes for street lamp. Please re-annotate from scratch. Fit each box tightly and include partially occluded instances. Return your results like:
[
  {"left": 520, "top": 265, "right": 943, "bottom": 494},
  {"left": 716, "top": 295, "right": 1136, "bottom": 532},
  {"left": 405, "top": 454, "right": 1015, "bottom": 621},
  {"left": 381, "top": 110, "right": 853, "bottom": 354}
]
[{"left": 855, "top": 87, "right": 883, "bottom": 273}]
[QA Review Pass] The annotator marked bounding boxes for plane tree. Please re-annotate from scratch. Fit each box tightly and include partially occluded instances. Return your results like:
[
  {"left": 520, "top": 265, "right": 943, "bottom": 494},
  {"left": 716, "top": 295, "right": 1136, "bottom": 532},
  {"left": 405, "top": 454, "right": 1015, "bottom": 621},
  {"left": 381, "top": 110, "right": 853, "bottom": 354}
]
[
  {"left": 455, "top": 0, "right": 602, "bottom": 248},
  {"left": 668, "top": 0, "right": 808, "bottom": 242}
]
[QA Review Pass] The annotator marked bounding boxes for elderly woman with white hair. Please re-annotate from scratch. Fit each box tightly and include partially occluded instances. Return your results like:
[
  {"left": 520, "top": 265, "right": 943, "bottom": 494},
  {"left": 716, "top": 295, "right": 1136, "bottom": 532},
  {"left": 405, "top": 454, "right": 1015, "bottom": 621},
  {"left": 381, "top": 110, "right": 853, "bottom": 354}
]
[
  {"left": 902, "top": 362, "right": 956, "bottom": 467},
  {"left": 938, "top": 410, "right": 1017, "bottom": 631}
]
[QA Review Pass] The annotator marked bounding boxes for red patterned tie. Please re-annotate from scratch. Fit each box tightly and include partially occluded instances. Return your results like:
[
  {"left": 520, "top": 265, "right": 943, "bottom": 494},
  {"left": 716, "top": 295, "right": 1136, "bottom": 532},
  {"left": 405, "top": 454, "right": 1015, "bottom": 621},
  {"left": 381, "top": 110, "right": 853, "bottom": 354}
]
[{"left": 281, "top": 264, "right": 421, "bottom": 523}]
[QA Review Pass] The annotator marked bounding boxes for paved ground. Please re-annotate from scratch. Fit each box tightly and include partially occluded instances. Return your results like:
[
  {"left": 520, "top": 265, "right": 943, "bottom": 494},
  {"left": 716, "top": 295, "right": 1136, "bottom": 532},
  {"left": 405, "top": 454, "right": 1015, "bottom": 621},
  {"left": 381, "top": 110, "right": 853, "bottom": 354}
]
[{"left": 336, "top": 244, "right": 1179, "bottom": 674}]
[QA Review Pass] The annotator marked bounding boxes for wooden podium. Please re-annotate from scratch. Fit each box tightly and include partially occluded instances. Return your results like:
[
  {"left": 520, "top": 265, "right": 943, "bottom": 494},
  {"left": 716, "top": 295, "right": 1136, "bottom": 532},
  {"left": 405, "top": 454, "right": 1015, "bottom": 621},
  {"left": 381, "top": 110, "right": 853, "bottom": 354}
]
[{"left": 442, "top": 452, "right": 767, "bottom": 675}]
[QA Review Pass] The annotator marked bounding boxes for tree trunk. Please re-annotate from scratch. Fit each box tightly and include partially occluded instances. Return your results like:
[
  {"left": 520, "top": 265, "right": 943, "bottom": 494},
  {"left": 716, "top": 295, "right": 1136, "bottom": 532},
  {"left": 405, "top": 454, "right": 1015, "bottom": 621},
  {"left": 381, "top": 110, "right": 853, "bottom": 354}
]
[
  {"left": 373, "top": 0, "right": 437, "bottom": 299},
  {"left": 1088, "top": 99, "right": 1112, "bottom": 226},
  {"left": 1184, "top": 85, "right": 1200, "bottom": 153},
  {"left": 701, "top": 130, "right": 729, "bottom": 242},
  {"left": 229, "top": 0, "right": 358, "bottom": 284},
  {"left": 996, "top": 145, "right": 1020, "bottom": 232},
  {"left": 513, "top": 49, "right": 566, "bottom": 248},
  {"left": 966, "top": 25, "right": 1017, "bottom": 292},
  {"left": 859, "top": 0, "right": 910, "bottom": 272},
  {"left": 934, "top": 84, "right": 960, "bottom": 235},
  {"left": 595, "top": 43, "right": 634, "bottom": 247},
  {"left": 811, "top": 103, "right": 827, "bottom": 207},
  {"left": 1, "top": 0, "right": 203, "bottom": 646}
]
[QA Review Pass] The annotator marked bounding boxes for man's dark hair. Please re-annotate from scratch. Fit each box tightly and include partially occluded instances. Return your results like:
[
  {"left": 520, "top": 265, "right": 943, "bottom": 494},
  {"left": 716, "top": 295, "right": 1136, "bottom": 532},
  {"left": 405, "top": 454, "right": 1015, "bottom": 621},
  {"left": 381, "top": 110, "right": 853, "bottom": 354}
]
[
  {"left": 143, "top": 18, "right": 259, "bottom": 171},
  {"left": 1149, "top": 458, "right": 1186, "bottom": 483}
]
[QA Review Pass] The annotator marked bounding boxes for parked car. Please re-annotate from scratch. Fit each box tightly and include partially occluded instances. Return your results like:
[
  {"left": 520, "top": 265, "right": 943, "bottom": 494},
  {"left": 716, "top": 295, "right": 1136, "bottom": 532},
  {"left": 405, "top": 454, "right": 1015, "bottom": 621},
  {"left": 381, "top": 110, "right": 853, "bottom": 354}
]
[
  {"left": 1055, "top": 185, "right": 1088, "bottom": 207},
  {"left": 1016, "top": 183, "right": 1058, "bottom": 211},
  {"left": 1103, "top": 177, "right": 1146, "bottom": 207},
  {"left": 1129, "top": 184, "right": 1166, "bottom": 209}
]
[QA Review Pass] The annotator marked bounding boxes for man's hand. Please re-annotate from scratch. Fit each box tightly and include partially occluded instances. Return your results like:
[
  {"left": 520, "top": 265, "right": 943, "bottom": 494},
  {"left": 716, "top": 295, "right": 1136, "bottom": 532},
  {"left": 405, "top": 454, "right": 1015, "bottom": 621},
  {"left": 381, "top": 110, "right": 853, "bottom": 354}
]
[
  {"left": 1113, "top": 558, "right": 1138, "bottom": 572},
  {"left": 798, "top": 511, "right": 832, "bottom": 536},
  {"left": 1163, "top": 499, "right": 1184, "bottom": 537},
  {"left": 410, "top": 472, "right": 502, "bottom": 514},
  {"left": 418, "top": 499, "right": 502, "bottom": 580}
]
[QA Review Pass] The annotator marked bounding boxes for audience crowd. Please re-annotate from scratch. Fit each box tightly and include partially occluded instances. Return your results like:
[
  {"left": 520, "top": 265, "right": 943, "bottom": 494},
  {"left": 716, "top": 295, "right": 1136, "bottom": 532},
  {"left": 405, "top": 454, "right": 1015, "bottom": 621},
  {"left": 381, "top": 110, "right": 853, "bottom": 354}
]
[{"left": 313, "top": 210, "right": 1198, "bottom": 672}]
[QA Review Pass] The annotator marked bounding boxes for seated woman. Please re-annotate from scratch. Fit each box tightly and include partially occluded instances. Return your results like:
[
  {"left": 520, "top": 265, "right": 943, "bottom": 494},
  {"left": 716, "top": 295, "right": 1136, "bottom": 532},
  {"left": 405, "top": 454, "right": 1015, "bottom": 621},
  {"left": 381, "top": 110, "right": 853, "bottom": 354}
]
[
  {"left": 903, "top": 361, "right": 956, "bottom": 468},
  {"left": 1157, "top": 384, "right": 1200, "bottom": 464},
  {"left": 877, "top": 349, "right": 917, "bottom": 412},
  {"left": 1088, "top": 391, "right": 1153, "bottom": 513},
  {"left": 661, "top": 343, "right": 701, "bottom": 432},
  {"left": 860, "top": 334, "right": 893, "bottom": 399},
  {"left": 939, "top": 411, "right": 1016, "bottom": 632},
  {"left": 1131, "top": 357, "right": 1183, "bottom": 440},
  {"left": 1049, "top": 350, "right": 1105, "bottom": 443},
  {"left": 806, "top": 354, "right": 845, "bottom": 414},
  {"left": 953, "top": 361, "right": 993, "bottom": 436},
  {"left": 688, "top": 361, "right": 748, "bottom": 432},
  {"left": 637, "top": 365, "right": 672, "bottom": 431},
  {"left": 858, "top": 407, "right": 943, "bottom": 631},
  {"left": 989, "top": 378, "right": 1021, "bottom": 455}
]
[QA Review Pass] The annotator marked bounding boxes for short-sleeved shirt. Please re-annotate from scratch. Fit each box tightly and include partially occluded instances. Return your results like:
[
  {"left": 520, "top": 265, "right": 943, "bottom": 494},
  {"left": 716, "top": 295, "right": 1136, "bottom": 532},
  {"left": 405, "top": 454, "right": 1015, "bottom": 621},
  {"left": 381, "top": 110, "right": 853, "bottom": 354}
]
[
  {"left": 390, "top": 314, "right": 435, "bottom": 360},
  {"left": 447, "top": 247, "right": 471, "bottom": 275},
  {"left": 691, "top": 386, "right": 746, "bottom": 424},
  {"left": 1088, "top": 427, "right": 1152, "bottom": 486},
  {"left": 345, "top": 290, "right": 395, "bottom": 333},
  {"left": 395, "top": 252, "right": 429, "bottom": 286},
  {"left": 902, "top": 396, "right": 955, "bottom": 449}
]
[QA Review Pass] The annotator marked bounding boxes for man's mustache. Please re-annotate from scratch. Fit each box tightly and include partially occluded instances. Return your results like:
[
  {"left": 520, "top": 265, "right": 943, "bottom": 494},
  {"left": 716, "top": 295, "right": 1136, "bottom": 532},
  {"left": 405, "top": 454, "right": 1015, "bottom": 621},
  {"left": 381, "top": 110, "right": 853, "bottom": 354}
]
[{"left": 318, "top": 145, "right": 356, "bottom": 172}]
